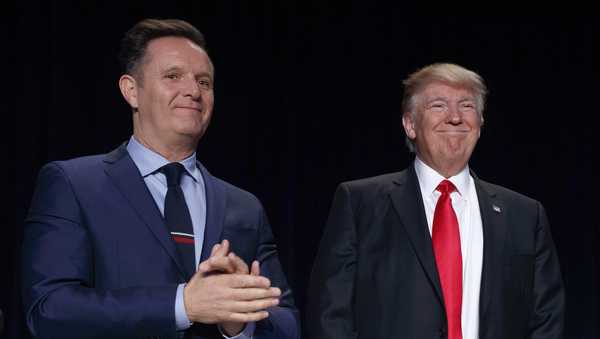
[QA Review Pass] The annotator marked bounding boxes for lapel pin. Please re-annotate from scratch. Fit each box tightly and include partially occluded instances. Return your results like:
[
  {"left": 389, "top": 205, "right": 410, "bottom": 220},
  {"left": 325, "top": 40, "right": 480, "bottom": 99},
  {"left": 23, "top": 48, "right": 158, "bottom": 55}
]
[{"left": 492, "top": 205, "right": 502, "bottom": 213}]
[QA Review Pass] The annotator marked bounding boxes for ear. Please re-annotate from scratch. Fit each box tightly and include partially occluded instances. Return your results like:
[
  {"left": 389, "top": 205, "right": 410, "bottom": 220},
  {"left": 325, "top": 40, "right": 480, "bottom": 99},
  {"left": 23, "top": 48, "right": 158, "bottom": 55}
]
[
  {"left": 402, "top": 113, "right": 417, "bottom": 140},
  {"left": 119, "top": 74, "right": 139, "bottom": 109}
]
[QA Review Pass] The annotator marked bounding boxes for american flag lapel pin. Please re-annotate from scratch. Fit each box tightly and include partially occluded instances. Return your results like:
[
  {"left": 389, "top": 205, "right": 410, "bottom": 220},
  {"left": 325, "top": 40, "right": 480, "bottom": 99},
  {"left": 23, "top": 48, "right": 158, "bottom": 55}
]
[{"left": 492, "top": 205, "right": 502, "bottom": 213}]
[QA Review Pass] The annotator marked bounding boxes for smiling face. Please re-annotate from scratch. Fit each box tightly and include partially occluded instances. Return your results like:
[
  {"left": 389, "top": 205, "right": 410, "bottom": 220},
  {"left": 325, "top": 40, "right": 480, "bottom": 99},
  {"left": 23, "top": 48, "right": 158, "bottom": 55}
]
[
  {"left": 402, "top": 82, "right": 482, "bottom": 177},
  {"left": 119, "top": 36, "right": 214, "bottom": 156}
]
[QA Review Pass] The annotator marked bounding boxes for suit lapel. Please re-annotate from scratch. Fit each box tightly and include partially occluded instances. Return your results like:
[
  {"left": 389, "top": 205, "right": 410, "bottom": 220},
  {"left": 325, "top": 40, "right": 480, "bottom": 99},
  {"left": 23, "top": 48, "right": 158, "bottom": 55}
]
[
  {"left": 197, "top": 162, "right": 226, "bottom": 262},
  {"left": 473, "top": 176, "right": 507, "bottom": 321},
  {"left": 389, "top": 165, "right": 444, "bottom": 303},
  {"left": 103, "top": 144, "right": 187, "bottom": 280}
]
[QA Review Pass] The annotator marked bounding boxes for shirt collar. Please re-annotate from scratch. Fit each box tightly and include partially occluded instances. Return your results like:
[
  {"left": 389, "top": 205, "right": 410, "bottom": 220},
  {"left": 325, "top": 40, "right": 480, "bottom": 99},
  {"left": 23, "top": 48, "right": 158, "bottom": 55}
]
[
  {"left": 126, "top": 136, "right": 201, "bottom": 182},
  {"left": 414, "top": 156, "right": 470, "bottom": 196}
]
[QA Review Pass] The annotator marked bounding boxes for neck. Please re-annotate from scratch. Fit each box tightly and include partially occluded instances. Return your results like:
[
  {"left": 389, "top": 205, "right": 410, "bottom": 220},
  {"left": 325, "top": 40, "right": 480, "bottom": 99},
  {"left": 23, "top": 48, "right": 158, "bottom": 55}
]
[
  {"left": 416, "top": 155, "right": 466, "bottom": 179},
  {"left": 133, "top": 132, "right": 197, "bottom": 162}
]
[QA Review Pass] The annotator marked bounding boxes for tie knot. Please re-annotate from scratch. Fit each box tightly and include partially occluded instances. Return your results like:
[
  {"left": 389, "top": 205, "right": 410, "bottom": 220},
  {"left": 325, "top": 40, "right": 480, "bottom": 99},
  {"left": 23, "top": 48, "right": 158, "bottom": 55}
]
[
  {"left": 161, "top": 162, "right": 186, "bottom": 187},
  {"left": 436, "top": 179, "right": 456, "bottom": 195}
]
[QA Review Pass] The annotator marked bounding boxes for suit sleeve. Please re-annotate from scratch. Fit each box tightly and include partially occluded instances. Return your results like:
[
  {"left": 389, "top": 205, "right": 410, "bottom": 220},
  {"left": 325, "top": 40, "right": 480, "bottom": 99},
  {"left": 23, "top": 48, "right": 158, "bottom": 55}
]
[
  {"left": 529, "top": 202, "right": 565, "bottom": 339},
  {"left": 306, "top": 184, "right": 358, "bottom": 339},
  {"left": 253, "top": 206, "right": 300, "bottom": 339},
  {"left": 21, "top": 163, "right": 178, "bottom": 339}
]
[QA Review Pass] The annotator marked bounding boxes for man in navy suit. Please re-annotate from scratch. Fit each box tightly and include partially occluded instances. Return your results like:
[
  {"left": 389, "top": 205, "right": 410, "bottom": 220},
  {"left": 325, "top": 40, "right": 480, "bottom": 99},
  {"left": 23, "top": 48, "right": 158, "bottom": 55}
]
[
  {"left": 22, "top": 18, "right": 299, "bottom": 339},
  {"left": 307, "top": 63, "right": 564, "bottom": 339}
]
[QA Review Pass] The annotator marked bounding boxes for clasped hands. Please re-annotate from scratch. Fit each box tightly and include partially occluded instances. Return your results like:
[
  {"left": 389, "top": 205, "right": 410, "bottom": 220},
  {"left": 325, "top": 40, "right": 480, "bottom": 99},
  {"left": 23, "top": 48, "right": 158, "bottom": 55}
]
[{"left": 183, "top": 240, "right": 280, "bottom": 336}]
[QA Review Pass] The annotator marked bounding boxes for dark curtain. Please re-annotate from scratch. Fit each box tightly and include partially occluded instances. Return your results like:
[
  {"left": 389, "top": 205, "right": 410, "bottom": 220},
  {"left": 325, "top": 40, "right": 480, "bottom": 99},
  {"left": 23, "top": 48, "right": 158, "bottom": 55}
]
[{"left": 7, "top": 3, "right": 598, "bottom": 338}]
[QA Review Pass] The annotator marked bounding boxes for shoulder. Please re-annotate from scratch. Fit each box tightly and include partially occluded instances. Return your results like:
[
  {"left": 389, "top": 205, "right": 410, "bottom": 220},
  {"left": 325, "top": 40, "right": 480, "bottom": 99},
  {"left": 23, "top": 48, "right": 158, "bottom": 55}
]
[
  {"left": 47, "top": 154, "right": 108, "bottom": 172},
  {"left": 218, "top": 177, "right": 262, "bottom": 204},
  {"left": 339, "top": 170, "right": 408, "bottom": 196},
  {"left": 37, "top": 153, "right": 109, "bottom": 182},
  {"left": 476, "top": 177, "right": 543, "bottom": 211},
  {"left": 30, "top": 153, "right": 109, "bottom": 217},
  {"left": 330, "top": 170, "right": 409, "bottom": 211},
  {"left": 199, "top": 166, "right": 264, "bottom": 212}
]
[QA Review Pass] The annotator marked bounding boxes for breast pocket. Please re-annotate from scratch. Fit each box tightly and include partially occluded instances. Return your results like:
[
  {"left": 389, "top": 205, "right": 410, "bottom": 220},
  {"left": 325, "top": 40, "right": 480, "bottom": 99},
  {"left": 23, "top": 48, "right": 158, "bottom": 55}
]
[{"left": 221, "top": 223, "right": 259, "bottom": 263}]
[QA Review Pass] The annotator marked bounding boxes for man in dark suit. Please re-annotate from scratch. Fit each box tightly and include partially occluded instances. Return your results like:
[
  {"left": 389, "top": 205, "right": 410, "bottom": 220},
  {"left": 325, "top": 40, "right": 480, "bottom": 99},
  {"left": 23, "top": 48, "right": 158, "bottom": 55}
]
[
  {"left": 307, "top": 63, "right": 564, "bottom": 339},
  {"left": 22, "top": 19, "right": 299, "bottom": 339}
]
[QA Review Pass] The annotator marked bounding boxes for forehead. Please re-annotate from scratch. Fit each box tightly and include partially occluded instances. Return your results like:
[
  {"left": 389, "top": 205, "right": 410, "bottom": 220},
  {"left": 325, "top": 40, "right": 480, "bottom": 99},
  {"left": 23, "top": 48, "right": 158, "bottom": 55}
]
[
  {"left": 419, "top": 82, "right": 475, "bottom": 100},
  {"left": 142, "top": 36, "right": 212, "bottom": 74}
]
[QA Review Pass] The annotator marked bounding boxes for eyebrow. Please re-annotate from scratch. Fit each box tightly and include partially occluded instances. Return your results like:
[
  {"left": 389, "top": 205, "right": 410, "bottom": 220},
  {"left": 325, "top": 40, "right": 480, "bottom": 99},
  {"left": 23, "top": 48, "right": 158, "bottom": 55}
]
[
  {"left": 426, "top": 96, "right": 448, "bottom": 103},
  {"left": 426, "top": 96, "right": 475, "bottom": 103},
  {"left": 160, "top": 65, "right": 212, "bottom": 79},
  {"left": 161, "top": 66, "right": 184, "bottom": 74}
]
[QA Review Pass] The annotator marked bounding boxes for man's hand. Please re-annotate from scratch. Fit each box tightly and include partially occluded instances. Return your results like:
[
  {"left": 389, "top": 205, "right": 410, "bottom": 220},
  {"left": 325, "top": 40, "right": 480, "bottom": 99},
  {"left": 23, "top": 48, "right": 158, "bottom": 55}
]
[
  {"left": 183, "top": 240, "right": 280, "bottom": 336},
  {"left": 199, "top": 240, "right": 269, "bottom": 336},
  {"left": 197, "top": 240, "right": 252, "bottom": 275}
]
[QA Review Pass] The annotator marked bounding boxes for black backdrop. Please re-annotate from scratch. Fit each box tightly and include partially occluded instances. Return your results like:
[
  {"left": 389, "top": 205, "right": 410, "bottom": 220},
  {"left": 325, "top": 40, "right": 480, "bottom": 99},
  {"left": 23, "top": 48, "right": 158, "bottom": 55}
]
[{"left": 7, "top": 3, "right": 598, "bottom": 338}]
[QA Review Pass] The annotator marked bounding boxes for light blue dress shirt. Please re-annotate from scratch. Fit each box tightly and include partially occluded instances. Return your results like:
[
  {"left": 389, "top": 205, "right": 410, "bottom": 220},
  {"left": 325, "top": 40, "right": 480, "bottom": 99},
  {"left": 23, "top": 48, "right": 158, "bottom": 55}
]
[{"left": 127, "top": 137, "right": 254, "bottom": 338}]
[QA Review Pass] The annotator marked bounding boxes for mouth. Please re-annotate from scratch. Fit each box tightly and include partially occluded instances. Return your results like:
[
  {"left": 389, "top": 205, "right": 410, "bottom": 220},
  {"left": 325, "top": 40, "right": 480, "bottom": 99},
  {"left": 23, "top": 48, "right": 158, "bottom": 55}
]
[
  {"left": 175, "top": 106, "right": 203, "bottom": 112},
  {"left": 437, "top": 130, "right": 470, "bottom": 134}
]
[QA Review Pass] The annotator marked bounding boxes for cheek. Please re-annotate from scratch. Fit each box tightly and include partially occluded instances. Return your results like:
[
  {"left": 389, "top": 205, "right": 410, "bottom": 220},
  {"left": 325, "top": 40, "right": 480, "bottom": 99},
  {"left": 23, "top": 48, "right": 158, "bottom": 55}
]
[
  {"left": 422, "top": 116, "right": 442, "bottom": 130},
  {"left": 204, "top": 93, "right": 215, "bottom": 107},
  {"left": 421, "top": 121, "right": 440, "bottom": 139},
  {"left": 471, "top": 124, "right": 482, "bottom": 139},
  {"left": 142, "top": 90, "right": 170, "bottom": 112}
]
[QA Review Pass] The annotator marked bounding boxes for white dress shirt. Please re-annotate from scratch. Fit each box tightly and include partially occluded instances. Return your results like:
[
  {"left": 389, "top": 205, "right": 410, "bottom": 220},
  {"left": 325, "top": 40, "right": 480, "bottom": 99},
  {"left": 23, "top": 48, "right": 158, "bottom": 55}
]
[{"left": 414, "top": 157, "right": 483, "bottom": 339}]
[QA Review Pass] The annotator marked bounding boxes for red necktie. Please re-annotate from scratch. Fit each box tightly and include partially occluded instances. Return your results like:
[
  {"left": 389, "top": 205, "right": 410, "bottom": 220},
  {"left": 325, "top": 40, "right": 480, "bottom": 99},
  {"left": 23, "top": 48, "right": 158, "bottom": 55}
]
[{"left": 432, "top": 180, "right": 463, "bottom": 339}]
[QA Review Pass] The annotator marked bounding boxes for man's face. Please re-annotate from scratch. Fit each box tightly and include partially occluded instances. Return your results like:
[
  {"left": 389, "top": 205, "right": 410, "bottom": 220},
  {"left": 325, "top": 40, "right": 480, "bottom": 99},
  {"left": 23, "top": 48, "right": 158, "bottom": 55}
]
[
  {"left": 127, "top": 36, "right": 214, "bottom": 146},
  {"left": 403, "top": 82, "right": 482, "bottom": 176}
]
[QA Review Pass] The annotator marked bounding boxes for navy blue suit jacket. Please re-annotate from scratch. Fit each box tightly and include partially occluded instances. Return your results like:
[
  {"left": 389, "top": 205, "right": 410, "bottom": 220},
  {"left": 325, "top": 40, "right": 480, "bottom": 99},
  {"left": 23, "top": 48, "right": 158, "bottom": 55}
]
[{"left": 22, "top": 144, "right": 299, "bottom": 339}]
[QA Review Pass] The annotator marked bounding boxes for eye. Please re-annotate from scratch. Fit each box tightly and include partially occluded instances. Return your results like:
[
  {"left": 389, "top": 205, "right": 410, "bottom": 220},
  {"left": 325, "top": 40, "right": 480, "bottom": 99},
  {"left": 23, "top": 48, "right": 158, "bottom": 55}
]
[
  {"left": 198, "top": 78, "right": 213, "bottom": 90},
  {"left": 165, "top": 73, "right": 179, "bottom": 80},
  {"left": 429, "top": 102, "right": 446, "bottom": 111},
  {"left": 460, "top": 102, "right": 476, "bottom": 110}
]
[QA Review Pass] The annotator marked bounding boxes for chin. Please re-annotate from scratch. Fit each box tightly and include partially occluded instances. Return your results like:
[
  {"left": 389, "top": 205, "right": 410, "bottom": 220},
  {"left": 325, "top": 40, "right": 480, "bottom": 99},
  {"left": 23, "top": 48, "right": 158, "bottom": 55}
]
[
  {"left": 174, "top": 118, "right": 208, "bottom": 133},
  {"left": 177, "top": 128, "right": 206, "bottom": 140}
]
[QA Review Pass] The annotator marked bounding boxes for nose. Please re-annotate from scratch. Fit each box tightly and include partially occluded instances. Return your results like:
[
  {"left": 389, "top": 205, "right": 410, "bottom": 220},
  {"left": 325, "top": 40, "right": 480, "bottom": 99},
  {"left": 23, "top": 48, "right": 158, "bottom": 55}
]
[
  {"left": 447, "top": 105, "right": 463, "bottom": 125},
  {"left": 183, "top": 77, "right": 202, "bottom": 101}
]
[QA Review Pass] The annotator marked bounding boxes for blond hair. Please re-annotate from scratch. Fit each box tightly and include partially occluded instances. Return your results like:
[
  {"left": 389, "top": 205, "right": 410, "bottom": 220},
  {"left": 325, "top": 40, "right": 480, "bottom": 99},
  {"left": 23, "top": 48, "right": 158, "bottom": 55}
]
[{"left": 402, "top": 63, "right": 487, "bottom": 152}]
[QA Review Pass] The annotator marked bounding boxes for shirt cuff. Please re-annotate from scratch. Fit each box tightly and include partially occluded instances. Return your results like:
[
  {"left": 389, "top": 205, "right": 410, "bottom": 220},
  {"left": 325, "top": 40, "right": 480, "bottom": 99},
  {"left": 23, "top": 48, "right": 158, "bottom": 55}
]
[
  {"left": 175, "top": 283, "right": 192, "bottom": 331},
  {"left": 218, "top": 322, "right": 256, "bottom": 339}
]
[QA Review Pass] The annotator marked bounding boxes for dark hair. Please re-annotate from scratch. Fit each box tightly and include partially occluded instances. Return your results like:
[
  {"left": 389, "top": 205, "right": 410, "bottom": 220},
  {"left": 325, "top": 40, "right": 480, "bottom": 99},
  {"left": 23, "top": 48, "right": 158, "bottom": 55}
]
[{"left": 118, "top": 18, "right": 208, "bottom": 77}]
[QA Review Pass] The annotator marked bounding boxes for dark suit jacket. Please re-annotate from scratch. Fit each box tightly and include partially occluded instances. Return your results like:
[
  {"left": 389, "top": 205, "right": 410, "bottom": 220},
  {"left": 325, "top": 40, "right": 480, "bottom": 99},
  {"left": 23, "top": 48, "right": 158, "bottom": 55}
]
[
  {"left": 22, "top": 144, "right": 299, "bottom": 339},
  {"left": 307, "top": 164, "right": 564, "bottom": 339}
]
